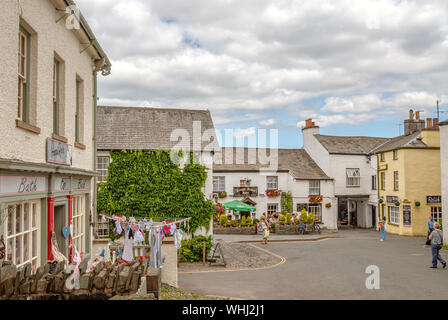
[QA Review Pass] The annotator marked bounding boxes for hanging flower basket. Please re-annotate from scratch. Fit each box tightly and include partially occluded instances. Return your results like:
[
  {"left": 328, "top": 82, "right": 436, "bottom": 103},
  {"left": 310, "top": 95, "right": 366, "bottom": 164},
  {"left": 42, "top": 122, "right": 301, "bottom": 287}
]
[
  {"left": 266, "top": 190, "right": 281, "bottom": 198},
  {"left": 309, "top": 195, "right": 323, "bottom": 203},
  {"left": 325, "top": 203, "right": 332, "bottom": 208},
  {"left": 395, "top": 201, "right": 400, "bottom": 207},
  {"left": 378, "top": 199, "right": 384, "bottom": 204},
  {"left": 415, "top": 201, "right": 421, "bottom": 207},
  {"left": 218, "top": 192, "right": 227, "bottom": 199}
]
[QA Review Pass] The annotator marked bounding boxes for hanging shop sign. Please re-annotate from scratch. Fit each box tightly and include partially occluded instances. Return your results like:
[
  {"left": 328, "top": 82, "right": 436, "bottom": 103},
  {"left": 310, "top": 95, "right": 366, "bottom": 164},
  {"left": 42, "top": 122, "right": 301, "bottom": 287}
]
[
  {"left": 47, "top": 138, "right": 73, "bottom": 166},
  {"left": 0, "top": 175, "right": 48, "bottom": 195},
  {"left": 426, "top": 196, "right": 442, "bottom": 205},
  {"left": 386, "top": 196, "right": 399, "bottom": 204},
  {"left": 403, "top": 205, "right": 412, "bottom": 226}
]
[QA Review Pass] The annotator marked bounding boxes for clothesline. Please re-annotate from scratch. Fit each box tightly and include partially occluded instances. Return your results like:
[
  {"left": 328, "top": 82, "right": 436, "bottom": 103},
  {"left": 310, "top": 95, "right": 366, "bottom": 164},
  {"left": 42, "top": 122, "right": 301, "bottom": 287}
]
[{"left": 99, "top": 214, "right": 191, "bottom": 230}]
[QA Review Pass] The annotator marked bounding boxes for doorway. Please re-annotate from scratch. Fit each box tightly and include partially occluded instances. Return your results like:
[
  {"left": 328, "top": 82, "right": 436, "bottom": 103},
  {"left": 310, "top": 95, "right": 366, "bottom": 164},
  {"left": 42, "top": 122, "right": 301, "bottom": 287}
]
[
  {"left": 54, "top": 204, "right": 68, "bottom": 258},
  {"left": 371, "top": 206, "right": 377, "bottom": 229}
]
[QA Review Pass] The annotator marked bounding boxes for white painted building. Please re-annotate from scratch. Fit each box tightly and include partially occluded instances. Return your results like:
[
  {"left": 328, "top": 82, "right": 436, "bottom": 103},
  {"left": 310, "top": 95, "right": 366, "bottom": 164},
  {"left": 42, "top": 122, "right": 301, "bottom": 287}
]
[
  {"left": 302, "top": 119, "right": 390, "bottom": 229},
  {"left": 0, "top": 0, "right": 111, "bottom": 268},
  {"left": 440, "top": 120, "right": 448, "bottom": 244},
  {"left": 212, "top": 148, "right": 338, "bottom": 230}
]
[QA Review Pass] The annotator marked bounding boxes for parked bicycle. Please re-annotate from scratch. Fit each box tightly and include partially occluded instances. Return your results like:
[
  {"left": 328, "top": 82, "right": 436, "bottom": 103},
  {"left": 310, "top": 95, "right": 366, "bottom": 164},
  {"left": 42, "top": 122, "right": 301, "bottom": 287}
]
[{"left": 298, "top": 221, "right": 321, "bottom": 235}]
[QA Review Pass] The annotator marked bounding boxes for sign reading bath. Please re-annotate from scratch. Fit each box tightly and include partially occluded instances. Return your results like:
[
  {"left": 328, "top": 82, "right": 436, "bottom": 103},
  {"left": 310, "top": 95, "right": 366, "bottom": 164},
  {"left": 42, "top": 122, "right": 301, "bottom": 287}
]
[
  {"left": 47, "top": 138, "right": 72, "bottom": 166},
  {"left": 0, "top": 176, "right": 48, "bottom": 195},
  {"left": 62, "top": 226, "right": 71, "bottom": 239}
]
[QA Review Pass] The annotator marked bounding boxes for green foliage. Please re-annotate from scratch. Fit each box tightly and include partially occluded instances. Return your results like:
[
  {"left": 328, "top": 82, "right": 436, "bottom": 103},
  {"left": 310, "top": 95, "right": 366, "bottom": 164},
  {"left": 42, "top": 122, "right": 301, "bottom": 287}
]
[
  {"left": 270, "top": 222, "right": 276, "bottom": 230},
  {"left": 279, "top": 214, "right": 286, "bottom": 225},
  {"left": 230, "top": 220, "right": 239, "bottom": 227},
  {"left": 300, "top": 209, "right": 308, "bottom": 224},
  {"left": 281, "top": 191, "right": 293, "bottom": 214},
  {"left": 286, "top": 213, "right": 292, "bottom": 225},
  {"left": 241, "top": 216, "right": 247, "bottom": 226},
  {"left": 308, "top": 212, "right": 315, "bottom": 224},
  {"left": 246, "top": 216, "right": 253, "bottom": 226},
  {"left": 253, "top": 218, "right": 260, "bottom": 224},
  {"left": 97, "top": 150, "right": 214, "bottom": 235},
  {"left": 178, "top": 236, "right": 213, "bottom": 263},
  {"left": 219, "top": 214, "right": 228, "bottom": 227}
]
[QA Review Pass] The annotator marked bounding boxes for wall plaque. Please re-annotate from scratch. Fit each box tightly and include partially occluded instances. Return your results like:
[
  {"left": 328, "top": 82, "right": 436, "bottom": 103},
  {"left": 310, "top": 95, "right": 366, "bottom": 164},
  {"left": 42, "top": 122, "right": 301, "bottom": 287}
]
[
  {"left": 403, "top": 205, "right": 412, "bottom": 226},
  {"left": 47, "top": 138, "right": 72, "bottom": 166},
  {"left": 426, "top": 196, "right": 441, "bottom": 204}
]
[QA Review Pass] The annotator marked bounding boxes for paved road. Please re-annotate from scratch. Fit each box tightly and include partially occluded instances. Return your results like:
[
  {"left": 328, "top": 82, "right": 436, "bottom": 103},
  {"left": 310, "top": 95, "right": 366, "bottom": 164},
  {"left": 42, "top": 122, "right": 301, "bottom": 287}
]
[{"left": 179, "top": 230, "right": 448, "bottom": 300}]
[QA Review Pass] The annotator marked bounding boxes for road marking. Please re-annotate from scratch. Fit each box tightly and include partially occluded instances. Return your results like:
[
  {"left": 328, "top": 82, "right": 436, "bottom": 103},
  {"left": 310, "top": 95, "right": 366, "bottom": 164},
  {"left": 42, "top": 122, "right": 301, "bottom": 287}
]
[{"left": 179, "top": 244, "right": 286, "bottom": 274}]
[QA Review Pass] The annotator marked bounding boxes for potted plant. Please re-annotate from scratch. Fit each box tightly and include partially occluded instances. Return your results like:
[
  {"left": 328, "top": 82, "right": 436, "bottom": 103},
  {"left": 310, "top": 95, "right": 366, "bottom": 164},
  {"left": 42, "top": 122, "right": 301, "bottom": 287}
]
[
  {"left": 266, "top": 190, "right": 281, "bottom": 198},
  {"left": 309, "top": 195, "right": 323, "bottom": 203},
  {"left": 325, "top": 203, "right": 332, "bottom": 208}
]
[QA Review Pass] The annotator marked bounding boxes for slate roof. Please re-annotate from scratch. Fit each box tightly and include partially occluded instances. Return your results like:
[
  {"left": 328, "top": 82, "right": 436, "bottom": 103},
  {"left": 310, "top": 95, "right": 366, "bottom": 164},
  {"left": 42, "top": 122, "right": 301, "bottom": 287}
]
[
  {"left": 314, "top": 135, "right": 391, "bottom": 155},
  {"left": 213, "top": 148, "right": 331, "bottom": 180},
  {"left": 370, "top": 131, "right": 427, "bottom": 154},
  {"left": 97, "top": 106, "right": 218, "bottom": 150}
]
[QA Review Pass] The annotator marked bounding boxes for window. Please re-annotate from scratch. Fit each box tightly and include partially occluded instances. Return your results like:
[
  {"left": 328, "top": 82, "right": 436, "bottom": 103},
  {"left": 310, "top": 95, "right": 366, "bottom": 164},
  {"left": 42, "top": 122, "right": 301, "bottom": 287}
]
[
  {"left": 346, "top": 169, "right": 360, "bottom": 187},
  {"left": 267, "top": 203, "right": 278, "bottom": 215},
  {"left": 72, "top": 195, "right": 85, "bottom": 253},
  {"left": 267, "top": 176, "right": 278, "bottom": 190},
  {"left": 4, "top": 201, "right": 40, "bottom": 270},
  {"left": 309, "top": 180, "right": 320, "bottom": 195},
  {"left": 53, "top": 59, "right": 60, "bottom": 135},
  {"left": 431, "top": 207, "right": 442, "bottom": 222},
  {"left": 308, "top": 204, "right": 322, "bottom": 222},
  {"left": 75, "top": 77, "right": 84, "bottom": 143},
  {"left": 97, "top": 156, "right": 110, "bottom": 183},
  {"left": 394, "top": 171, "right": 399, "bottom": 190},
  {"left": 18, "top": 27, "right": 31, "bottom": 122},
  {"left": 380, "top": 172, "right": 386, "bottom": 191},
  {"left": 372, "top": 175, "right": 377, "bottom": 190},
  {"left": 389, "top": 206, "right": 400, "bottom": 225},
  {"left": 213, "top": 176, "right": 225, "bottom": 193},
  {"left": 380, "top": 153, "right": 385, "bottom": 162},
  {"left": 393, "top": 150, "right": 398, "bottom": 160}
]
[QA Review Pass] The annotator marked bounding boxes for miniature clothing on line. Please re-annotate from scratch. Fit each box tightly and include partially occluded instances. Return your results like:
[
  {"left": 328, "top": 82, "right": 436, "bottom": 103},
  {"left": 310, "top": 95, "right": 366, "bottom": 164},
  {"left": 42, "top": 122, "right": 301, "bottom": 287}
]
[
  {"left": 174, "top": 229, "right": 184, "bottom": 250},
  {"left": 170, "top": 224, "right": 176, "bottom": 236},
  {"left": 114, "top": 220, "right": 123, "bottom": 235},
  {"left": 149, "top": 228, "right": 163, "bottom": 268},
  {"left": 134, "top": 230, "right": 145, "bottom": 244},
  {"left": 122, "top": 227, "right": 134, "bottom": 262}
]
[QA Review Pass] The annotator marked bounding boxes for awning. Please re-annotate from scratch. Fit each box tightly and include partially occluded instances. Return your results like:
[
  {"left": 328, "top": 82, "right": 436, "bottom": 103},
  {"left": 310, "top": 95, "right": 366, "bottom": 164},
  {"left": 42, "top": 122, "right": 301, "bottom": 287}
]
[{"left": 222, "top": 200, "right": 256, "bottom": 212}]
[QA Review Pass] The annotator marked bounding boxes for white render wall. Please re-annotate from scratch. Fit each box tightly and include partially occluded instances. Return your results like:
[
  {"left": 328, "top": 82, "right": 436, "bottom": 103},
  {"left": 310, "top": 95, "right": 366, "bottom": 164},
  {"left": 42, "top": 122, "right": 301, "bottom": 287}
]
[
  {"left": 440, "top": 124, "right": 448, "bottom": 244},
  {"left": 0, "top": 0, "right": 96, "bottom": 172},
  {"left": 302, "top": 127, "right": 331, "bottom": 176}
]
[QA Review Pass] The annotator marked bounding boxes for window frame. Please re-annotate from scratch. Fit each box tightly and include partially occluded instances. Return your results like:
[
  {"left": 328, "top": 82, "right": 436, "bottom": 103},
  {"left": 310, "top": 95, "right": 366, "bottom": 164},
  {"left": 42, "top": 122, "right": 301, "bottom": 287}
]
[
  {"left": 75, "top": 78, "right": 82, "bottom": 143},
  {"left": 431, "top": 207, "right": 442, "bottom": 222},
  {"left": 267, "top": 203, "right": 278, "bottom": 215},
  {"left": 346, "top": 168, "right": 360, "bottom": 187},
  {"left": 393, "top": 150, "right": 398, "bottom": 160},
  {"left": 97, "top": 156, "right": 110, "bottom": 183},
  {"left": 380, "top": 172, "right": 386, "bottom": 191},
  {"left": 380, "top": 152, "right": 385, "bottom": 162},
  {"left": 72, "top": 195, "right": 85, "bottom": 253},
  {"left": 53, "top": 58, "right": 60, "bottom": 135},
  {"left": 372, "top": 175, "right": 377, "bottom": 190},
  {"left": 309, "top": 180, "right": 321, "bottom": 195},
  {"left": 266, "top": 176, "right": 278, "bottom": 191},
  {"left": 213, "top": 176, "right": 226, "bottom": 193},
  {"left": 308, "top": 204, "right": 322, "bottom": 222},
  {"left": 18, "top": 26, "right": 31, "bottom": 123},
  {"left": 393, "top": 171, "right": 399, "bottom": 191},
  {"left": 389, "top": 206, "right": 400, "bottom": 225}
]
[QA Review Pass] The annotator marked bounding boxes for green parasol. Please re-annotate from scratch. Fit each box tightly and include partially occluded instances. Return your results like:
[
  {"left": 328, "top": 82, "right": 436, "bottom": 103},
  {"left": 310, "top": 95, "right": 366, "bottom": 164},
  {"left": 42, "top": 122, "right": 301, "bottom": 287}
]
[{"left": 222, "top": 200, "right": 256, "bottom": 212}]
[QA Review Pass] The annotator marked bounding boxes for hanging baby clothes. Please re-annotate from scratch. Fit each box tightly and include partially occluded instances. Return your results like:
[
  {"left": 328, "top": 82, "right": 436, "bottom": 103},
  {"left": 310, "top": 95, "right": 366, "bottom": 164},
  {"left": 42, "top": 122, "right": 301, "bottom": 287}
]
[
  {"left": 122, "top": 226, "right": 134, "bottom": 262},
  {"left": 114, "top": 220, "right": 123, "bottom": 235},
  {"left": 149, "top": 227, "right": 163, "bottom": 268},
  {"left": 134, "top": 229, "right": 145, "bottom": 244},
  {"left": 174, "top": 229, "right": 184, "bottom": 250},
  {"left": 170, "top": 223, "right": 176, "bottom": 236}
]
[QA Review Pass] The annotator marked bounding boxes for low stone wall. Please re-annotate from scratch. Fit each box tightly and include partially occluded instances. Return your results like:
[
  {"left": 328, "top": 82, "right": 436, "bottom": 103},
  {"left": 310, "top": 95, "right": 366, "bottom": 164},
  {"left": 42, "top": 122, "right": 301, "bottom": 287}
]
[
  {"left": 213, "top": 226, "right": 257, "bottom": 235},
  {"left": 275, "top": 224, "right": 299, "bottom": 235}
]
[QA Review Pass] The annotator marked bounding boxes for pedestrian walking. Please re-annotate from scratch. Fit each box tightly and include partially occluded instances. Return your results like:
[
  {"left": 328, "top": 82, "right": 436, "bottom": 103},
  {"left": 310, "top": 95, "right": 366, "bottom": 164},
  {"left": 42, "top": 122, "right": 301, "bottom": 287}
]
[
  {"left": 259, "top": 215, "right": 270, "bottom": 245},
  {"left": 379, "top": 216, "right": 386, "bottom": 241},
  {"left": 426, "top": 216, "right": 435, "bottom": 245},
  {"left": 429, "top": 222, "right": 446, "bottom": 269}
]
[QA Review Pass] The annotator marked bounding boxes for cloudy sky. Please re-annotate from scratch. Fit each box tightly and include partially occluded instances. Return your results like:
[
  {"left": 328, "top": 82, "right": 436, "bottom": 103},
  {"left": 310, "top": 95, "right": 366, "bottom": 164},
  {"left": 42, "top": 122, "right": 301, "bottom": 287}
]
[{"left": 76, "top": 0, "right": 448, "bottom": 148}]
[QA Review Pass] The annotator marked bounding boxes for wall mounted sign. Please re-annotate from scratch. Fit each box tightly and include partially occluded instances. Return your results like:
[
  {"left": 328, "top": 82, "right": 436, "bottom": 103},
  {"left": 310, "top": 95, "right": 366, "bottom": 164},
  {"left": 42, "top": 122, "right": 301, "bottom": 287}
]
[
  {"left": 0, "top": 176, "right": 48, "bottom": 195},
  {"left": 73, "top": 178, "right": 91, "bottom": 191},
  {"left": 426, "top": 196, "right": 442, "bottom": 204},
  {"left": 403, "top": 205, "right": 412, "bottom": 226},
  {"left": 54, "top": 177, "right": 71, "bottom": 192},
  {"left": 386, "top": 196, "right": 399, "bottom": 204},
  {"left": 47, "top": 138, "right": 72, "bottom": 166}
]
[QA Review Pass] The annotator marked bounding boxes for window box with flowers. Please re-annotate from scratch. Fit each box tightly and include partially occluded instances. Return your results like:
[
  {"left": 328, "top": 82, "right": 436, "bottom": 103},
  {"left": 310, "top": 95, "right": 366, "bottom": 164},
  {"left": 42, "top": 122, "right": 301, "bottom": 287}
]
[
  {"left": 325, "top": 203, "right": 332, "bottom": 209},
  {"left": 218, "top": 191, "right": 227, "bottom": 199},
  {"left": 309, "top": 195, "right": 323, "bottom": 203},
  {"left": 266, "top": 190, "right": 281, "bottom": 198}
]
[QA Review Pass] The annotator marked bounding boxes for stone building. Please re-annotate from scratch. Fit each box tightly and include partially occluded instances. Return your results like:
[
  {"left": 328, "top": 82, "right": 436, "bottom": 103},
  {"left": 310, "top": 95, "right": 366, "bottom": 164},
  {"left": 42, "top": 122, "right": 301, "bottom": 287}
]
[
  {"left": 302, "top": 119, "right": 389, "bottom": 229},
  {"left": 439, "top": 119, "right": 448, "bottom": 244},
  {"left": 0, "top": 0, "right": 111, "bottom": 269}
]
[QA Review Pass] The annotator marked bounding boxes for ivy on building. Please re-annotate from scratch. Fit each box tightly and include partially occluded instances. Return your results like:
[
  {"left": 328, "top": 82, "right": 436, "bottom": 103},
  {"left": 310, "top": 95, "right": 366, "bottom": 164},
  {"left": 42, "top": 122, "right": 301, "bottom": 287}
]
[
  {"left": 281, "top": 191, "right": 293, "bottom": 214},
  {"left": 97, "top": 150, "right": 214, "bottom": 236}
]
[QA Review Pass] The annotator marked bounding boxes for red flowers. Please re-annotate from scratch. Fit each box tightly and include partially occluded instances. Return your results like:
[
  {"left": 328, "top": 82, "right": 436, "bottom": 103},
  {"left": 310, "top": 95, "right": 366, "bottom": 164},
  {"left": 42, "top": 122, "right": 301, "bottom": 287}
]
[
  {"left": 325, "top": 202, "right": 331, "bottom": 208},
  {"left": 218, "top": 192, "right": 227, "bottom": 198},
  {"left": 266, "top": 190, "right": 280, "bottom": 198},
  {"left": 309, "top": 195, "right": 323, "bottom": 203}
]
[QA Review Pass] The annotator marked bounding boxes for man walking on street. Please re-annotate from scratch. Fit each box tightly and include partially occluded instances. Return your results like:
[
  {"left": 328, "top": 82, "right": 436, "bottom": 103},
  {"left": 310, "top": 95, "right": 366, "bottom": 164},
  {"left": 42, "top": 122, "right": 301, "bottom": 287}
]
[
  {"left": 429, "top": 222, "right": 446, "bottom": 269},
  {"left": 427, "top": 216, "right": 435, "bottom": 245}
]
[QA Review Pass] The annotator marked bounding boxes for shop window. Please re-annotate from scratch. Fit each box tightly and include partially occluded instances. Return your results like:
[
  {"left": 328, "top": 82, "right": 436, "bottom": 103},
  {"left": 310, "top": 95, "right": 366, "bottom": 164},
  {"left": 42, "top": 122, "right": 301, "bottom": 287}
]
[
  {"left": 389, "top": 206, "right": 400, "bottom": 225},
  {"left": 431, "top": 207, "right": 442, "bottom": 222},
  {"left": 4, "top": 200, "right": 40, "bottom": 270},
  {"left": 97, "top": 156, "right": 110, "bottom": 183},
  {"left": 72, "top": 195, "right": 85, "bottom": 253},
  {"left": 308, "top": 204, "right": 322, "bottom": 222},
  {"left": 267, "top": 203, "right": 278, "bottom": 215}
]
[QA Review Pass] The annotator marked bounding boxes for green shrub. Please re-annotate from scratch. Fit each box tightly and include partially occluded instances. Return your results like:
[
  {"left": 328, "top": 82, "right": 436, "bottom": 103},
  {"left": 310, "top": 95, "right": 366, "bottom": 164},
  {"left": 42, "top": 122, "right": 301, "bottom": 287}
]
[
  {"left": 286, "top": 213, "right": 292, "bottom": 225},
  {"left": 178, "top": 235, "right": 213, "bottom": 263},
  {"left": 219, "top": 214, "right": 228, "bottom": 227},
  {"left": 241, "top": 216, "right": 247, "bottom": 226},
  {"left": 300, "top": 209, "right": 308, "bottom": 224},
  {"left": 308, "top": 212, "right": 315, "bottom": 224},
  {"left": 230, "top": 220, "right": 239, "bottom": 227},
  {"left": 253, "top": 218, "right": 260, "bottom": 224},
  {"left": 246, "top": 216, "right": 253, "bottom": 226},
  {"left": 270, "top": 222, "right": 276, "bottom": 230},
  {"left": 279, "top": 214, "right": 286, "bottom": 225}
]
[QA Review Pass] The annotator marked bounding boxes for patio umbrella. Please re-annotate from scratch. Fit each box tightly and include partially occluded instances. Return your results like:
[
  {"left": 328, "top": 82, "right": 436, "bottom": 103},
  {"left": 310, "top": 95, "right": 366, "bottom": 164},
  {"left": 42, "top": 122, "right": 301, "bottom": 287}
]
[{"left": 222, "top": 200, "right": 256, "bottom": 212}]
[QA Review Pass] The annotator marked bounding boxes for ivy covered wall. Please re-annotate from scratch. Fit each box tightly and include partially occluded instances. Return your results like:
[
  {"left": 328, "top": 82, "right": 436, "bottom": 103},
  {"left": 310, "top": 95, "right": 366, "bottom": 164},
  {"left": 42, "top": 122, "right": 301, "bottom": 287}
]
[{"left": 97, "top": 150, "right": 214, "bottom": 234}]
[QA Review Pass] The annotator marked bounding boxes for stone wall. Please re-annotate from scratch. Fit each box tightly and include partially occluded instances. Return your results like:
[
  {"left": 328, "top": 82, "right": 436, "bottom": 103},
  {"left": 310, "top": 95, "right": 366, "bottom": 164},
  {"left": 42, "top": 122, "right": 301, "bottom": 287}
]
[{"left": 213, "top": 226, "right": 257, "bottom": 235}]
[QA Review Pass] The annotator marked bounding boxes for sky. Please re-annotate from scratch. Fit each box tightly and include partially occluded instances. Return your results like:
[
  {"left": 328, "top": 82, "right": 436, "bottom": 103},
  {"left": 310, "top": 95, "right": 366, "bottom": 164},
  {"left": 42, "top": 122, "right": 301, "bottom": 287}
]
[{"left": 76, "top": 0, "right": 448, "bottom": 148}]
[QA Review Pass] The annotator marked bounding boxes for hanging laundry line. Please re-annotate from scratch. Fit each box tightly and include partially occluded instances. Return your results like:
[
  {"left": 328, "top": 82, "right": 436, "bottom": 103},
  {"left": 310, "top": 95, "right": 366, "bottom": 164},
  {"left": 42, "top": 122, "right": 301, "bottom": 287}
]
[{"left": 99, "top": 214, "right": 192, "bottom": 230}]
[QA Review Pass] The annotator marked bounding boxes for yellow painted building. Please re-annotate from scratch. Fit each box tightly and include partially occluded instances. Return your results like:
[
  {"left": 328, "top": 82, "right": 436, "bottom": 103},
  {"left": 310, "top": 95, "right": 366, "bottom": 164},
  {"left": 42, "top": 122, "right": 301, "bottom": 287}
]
[{"left": 373, "top": 115, "right": 441, "bottom": 236}]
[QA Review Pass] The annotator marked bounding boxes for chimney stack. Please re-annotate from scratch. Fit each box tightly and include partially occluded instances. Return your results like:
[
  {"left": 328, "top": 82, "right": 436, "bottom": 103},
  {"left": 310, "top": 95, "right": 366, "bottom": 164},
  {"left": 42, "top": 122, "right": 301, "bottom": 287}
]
[
  {"left": 404, "top": 109, "right": 425, "bottom": 135},
  {"left": 305, "top": 119, "right": 316, "bottom": 128},
  {"left": 433, "top": 118, "right": 439, "bottom": 128},
  {"left": 426, "top": 118, "right": 433, "bottom": 128}
]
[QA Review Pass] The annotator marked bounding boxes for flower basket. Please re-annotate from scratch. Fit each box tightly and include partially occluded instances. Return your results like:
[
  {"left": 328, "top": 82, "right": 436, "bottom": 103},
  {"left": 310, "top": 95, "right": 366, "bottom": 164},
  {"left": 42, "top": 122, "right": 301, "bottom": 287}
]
[
  {"left": 415, "top": 201, "right": 421, "bottom": 207},
  {"left": 325, "top": 203, "right": 331, "bottom": 208},
  {"left": 266, "top": 190, "right": 281, "bottom": 198},
  {"left": 309, "top": 195, "right": 323, "bottom": 203},
  {"left": 395, "top": 201, "right": 400, "bottom": 207},
  {"left": 378, "top": 199, "right": 384, "bottom": 204},
  {"left": 218, "top": 192, "right": 227, "bottom": 199}
]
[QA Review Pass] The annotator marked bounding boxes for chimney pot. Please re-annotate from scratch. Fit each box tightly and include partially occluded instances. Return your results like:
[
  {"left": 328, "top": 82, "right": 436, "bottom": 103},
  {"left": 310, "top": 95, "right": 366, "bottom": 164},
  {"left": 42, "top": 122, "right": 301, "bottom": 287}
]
[
  {"left": 409, "top": 109, "right": 414, "bottom": 120},
  {"left": 416, "top": 111, "right": 421, "bottom": 120},
  {"left": 426, "top": 118, "right": 433, "bottom": 128},
  {"left": 433, "top": 118, "right": 439, "bottom": 128},
  {"left": 305, "top": 119, "right": 313, "bottom": 128}
]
